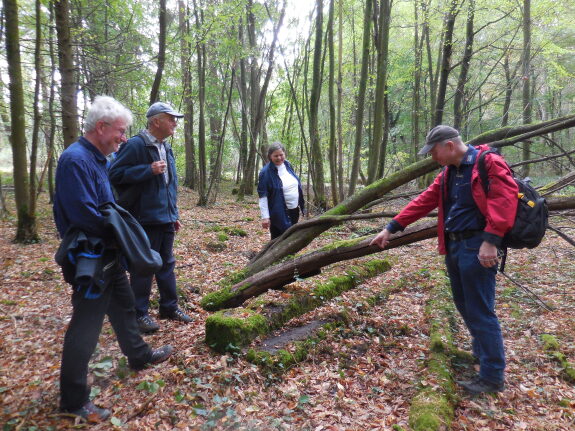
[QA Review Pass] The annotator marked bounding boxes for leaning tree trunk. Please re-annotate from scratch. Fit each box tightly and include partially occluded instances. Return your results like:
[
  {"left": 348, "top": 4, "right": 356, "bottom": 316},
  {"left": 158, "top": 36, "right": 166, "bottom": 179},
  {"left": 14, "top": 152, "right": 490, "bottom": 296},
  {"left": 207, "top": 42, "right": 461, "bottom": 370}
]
[
  {"left": 204, "top": 194, "right": 575, "bottom": 311},
  {"left": 243, "top": 116, "right": 575, "bottom": 277},
  {"left": 3, "top": 0, "right": 38, "bottom": 242}
]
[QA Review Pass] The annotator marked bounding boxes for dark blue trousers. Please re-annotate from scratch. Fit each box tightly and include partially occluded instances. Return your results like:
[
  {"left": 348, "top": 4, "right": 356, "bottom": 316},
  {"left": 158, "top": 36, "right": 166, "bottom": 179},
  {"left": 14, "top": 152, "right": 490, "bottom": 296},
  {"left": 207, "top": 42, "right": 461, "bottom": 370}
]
[
  {"left": 445, "top": 234, "right": 505, "bottom": 384},
  {"left": 270, "top": 208, "right": 300, "bottom": 240},
  {"left": 131, "top": 223, "right": 178, "bottom": 317},
  {"left": 60, "top": 269, "right": 151, "bottom": 411}
]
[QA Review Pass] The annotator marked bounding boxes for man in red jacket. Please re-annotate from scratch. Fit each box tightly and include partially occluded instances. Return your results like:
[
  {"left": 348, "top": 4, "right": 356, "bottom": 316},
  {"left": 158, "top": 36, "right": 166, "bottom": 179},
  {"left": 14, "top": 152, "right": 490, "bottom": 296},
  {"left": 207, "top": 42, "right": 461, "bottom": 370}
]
[{"left": 371, "top": 125, "right": 518, "bottom": 394}]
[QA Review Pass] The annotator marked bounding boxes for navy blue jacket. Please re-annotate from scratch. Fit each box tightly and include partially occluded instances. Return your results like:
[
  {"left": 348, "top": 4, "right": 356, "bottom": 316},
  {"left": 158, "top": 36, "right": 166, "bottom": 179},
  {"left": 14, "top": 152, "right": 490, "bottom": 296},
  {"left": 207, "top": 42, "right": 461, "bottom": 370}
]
[
  {"left": 53, "top": 137, "right": 116, "bottom": 238},
  {"left": 257, "top": 160, "right": 304, "bottom": 233},
  {"left": 108, "top": 132, "right": 179, "bottom": 225}
]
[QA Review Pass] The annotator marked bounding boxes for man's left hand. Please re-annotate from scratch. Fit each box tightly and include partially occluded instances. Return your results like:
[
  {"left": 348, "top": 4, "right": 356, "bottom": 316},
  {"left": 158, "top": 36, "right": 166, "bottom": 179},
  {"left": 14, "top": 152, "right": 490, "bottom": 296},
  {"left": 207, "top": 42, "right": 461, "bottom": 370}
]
[
  {"left": 478, "top": 241, "right": 498, "bottom": 268},
  {"left": 175, "top": 220, "right": 182, "bottom": 232}
]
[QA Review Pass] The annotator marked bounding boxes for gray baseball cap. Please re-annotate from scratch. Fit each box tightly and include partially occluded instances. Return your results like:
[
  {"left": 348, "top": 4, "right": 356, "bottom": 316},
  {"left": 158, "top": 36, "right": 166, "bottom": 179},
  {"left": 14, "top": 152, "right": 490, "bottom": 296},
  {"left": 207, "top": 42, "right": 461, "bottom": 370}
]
[
  {"left": 146, "top": 102, "right": 184, "bottom": 118},
  {"left": 418, "top": 125, "right": 460, "bottom": 155}
]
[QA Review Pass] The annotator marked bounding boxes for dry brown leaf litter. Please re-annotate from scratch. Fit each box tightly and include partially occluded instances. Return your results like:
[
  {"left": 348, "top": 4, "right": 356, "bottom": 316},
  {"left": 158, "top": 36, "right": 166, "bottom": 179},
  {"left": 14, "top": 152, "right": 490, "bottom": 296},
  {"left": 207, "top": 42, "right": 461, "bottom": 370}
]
[{"left": 0, "top": 185, "right": 573, "bottom": 430}]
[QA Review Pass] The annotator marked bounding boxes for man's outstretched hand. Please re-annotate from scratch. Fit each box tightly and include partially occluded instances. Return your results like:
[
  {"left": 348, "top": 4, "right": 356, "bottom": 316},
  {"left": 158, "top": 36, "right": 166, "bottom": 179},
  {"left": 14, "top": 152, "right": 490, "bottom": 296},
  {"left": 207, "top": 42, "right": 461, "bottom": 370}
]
[{"left": 370, "top": 228, "right": 391, "bottom": 249}]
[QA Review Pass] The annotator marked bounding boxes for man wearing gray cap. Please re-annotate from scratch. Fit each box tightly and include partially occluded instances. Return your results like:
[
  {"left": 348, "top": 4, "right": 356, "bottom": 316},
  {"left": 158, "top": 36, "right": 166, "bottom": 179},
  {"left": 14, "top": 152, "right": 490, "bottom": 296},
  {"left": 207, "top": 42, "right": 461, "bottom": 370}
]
[
  {"left": 371, "top": 125, "right": 518, "bottom": 395},
  {"left": 109, "top": 102, "right": 192, "bottom": 333}
]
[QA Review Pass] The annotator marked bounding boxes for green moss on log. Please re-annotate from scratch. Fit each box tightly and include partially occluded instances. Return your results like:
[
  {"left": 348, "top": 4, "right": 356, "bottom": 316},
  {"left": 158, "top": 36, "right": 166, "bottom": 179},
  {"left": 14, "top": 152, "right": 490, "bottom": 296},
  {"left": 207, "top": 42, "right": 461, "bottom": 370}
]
[
  {"left": 319, "top": 235, "right": 369, "bottom": 251},
  {"left": 409, "top": 273, "right": 457, "bottom": 431},
  {"left": 205, "top": 259, "right": 391, "bottom": 352},
  {"left": 200, "top": 269, "right": 250, "bottom": 311},
  {"left": 541, "top": 334, "right": 575, "bottom": 383},
  {"left": 409, "top": 388, "right": 453, "bottom": 431},
  {"left": 246, "top": 332, "right": 327, "bottom": 374},
  {"left": 541, "top": 333, "right": 560, "bottom": 351},
  {"left": 205, "top": 309, "right": 269, "bottom": 353}
]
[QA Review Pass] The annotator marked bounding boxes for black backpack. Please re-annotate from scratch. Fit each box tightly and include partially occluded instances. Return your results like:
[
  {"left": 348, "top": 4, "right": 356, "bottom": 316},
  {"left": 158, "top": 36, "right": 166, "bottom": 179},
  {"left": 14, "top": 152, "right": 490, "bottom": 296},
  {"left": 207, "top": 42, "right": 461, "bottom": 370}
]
[{"left": 477, "top": 149, "right": 548, "bottom": 267}]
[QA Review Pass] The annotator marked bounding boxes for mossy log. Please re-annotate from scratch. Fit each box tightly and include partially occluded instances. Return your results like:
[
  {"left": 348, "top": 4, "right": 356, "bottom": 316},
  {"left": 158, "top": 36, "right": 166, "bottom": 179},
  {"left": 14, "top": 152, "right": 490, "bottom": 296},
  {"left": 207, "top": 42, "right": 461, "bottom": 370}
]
[
  {"left": 245, "top": 115, "right": 575, "bottom": 277},
  {"left": 201, "top": 221, "right": 435, "bottom": 311},
  {"left": 246, "top": 273, "right": 409, "bottom": 373},
  {"left": 203, "top": 196, "right": 574, "bottom": 312},
  {"left": 205, "top": 259, "right": 391, "bottom": 352},
  {"left": 409, "top": 273, "right": 457, "bottom": 431},
  {"left": 540, "top": 334, "right": 575, "bottom": 383}
]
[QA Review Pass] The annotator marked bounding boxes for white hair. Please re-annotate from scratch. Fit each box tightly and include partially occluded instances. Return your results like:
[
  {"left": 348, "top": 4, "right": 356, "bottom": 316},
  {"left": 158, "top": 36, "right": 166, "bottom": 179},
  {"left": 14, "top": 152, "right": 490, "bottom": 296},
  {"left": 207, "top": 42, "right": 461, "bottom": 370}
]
[{"left": 84, "top": 95, "right": 133, "bottom": 132}]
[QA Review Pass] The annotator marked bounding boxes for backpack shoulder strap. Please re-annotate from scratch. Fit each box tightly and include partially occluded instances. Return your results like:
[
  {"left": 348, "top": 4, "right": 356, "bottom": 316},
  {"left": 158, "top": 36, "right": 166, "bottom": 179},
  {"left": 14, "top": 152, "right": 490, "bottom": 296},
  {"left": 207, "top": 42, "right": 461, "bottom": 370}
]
[{"left": 477, "top": 148, "right": 500, "bottom": 195}]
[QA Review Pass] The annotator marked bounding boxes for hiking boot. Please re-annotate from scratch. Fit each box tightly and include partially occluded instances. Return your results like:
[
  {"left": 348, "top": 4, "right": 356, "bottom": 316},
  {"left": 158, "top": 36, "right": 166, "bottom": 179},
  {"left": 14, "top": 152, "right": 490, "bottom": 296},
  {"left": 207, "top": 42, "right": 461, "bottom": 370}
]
[
  {"left": 458, "top": 376, "right": 504, "bottom": 394},
  {"left": 130, "top": 345, "right": 174, "bottom": 370},
  {"left": 159, "top": 308, "right": 192, "bottom": 323},
  {"left": 63, "top": 401, "right": 111, "bottom": 423},
  {"left": 137, "top": 315, "right": 160, "bottom": 333}
]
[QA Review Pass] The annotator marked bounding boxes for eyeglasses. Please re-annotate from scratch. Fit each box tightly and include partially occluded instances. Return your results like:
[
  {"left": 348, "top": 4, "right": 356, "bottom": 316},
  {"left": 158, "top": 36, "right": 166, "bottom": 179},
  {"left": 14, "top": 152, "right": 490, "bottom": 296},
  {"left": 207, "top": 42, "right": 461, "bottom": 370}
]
[{"left": 104, "top": 122, "right": 127, "bottom": 137}]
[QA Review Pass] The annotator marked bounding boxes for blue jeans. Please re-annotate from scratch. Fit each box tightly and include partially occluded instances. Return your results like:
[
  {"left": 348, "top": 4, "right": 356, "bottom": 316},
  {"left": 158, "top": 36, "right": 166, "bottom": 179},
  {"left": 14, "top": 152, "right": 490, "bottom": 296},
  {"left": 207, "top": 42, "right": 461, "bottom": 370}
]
[
  {"left": 445, "top": 234, "right": 505, "bottom": 384},
  {"left": 60, "top": 269, "right": 151, "bottom": 410},
  {"left": 131, "top": 224, "right": 178, "bottom": 317}
]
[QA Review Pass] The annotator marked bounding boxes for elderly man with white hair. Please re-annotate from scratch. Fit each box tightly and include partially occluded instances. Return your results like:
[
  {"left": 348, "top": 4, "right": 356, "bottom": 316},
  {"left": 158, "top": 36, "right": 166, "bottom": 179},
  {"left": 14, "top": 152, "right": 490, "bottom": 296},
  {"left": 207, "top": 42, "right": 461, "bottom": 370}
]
[{"left": 53, "top": 96, "right": 173, "bottom": 423}]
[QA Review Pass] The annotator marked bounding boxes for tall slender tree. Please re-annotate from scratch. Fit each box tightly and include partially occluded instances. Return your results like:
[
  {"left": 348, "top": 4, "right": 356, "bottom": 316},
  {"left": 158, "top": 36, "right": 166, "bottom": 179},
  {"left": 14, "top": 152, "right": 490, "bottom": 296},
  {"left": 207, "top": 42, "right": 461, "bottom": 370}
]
[
  {"left": 3, "top": 0, "right": 38, "bottom": 242},
  {"left": 150, "top": 0, "right": 167, "bottom": 104},
  {"left": 327, "top": 0, "right": 338, "bottom": 206},
  {"left": 522, "top": 0, "right": 532, "bottom": 176},
  {"left": 453, "top": 0, "right": 475, "bottom": 131},
  {"left": 179, "top": 0, "right": 197, "bottom": 189},
  {"left": 434, "top": 0, "right": 460, "bottom": 126},
  {"left": 368, "top": 0, "right": 392, "bottom": 182},
  {"left": 54, "top": 0, "right": 79, "bottom": 148},
  {"left": 308, "top": 0, "right": 327, "bottom": 210},
  {"left": 348, "top": 0, "right": 372, "bottom": 196}
]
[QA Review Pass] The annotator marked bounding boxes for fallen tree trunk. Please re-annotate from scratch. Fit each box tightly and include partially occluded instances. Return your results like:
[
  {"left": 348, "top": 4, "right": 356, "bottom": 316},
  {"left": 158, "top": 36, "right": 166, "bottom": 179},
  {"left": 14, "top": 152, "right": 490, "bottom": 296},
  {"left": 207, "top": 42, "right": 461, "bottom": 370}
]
[
  {"left": 244, "top": 116, "right": 575, "bottom": 277},
  {"left": 202, "top": 196, "right": 575, "bottom": 311},
  {"left": 201, "top": 221, "right": 437, "bottom": 310}
]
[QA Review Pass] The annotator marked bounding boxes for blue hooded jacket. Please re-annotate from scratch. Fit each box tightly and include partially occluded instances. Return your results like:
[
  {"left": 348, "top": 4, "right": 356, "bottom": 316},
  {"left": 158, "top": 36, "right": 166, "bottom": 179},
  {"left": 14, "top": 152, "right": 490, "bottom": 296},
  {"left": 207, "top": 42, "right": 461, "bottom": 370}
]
[
  {"left": 109, "top": 132, "right": 179, "bottom": 226},
  {"left": 257, "top": 160, "right": 304, "bottom": 233}
]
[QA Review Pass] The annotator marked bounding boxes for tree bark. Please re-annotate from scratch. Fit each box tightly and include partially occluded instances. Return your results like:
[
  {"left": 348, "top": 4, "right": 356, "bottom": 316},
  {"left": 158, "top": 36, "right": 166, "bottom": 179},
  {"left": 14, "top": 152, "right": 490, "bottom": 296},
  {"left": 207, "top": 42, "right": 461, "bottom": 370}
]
[
  {"left": 348, "top": 0, "right": 372, "bottom": 196},
  {"left": 54, "top": 0, "right": 79, "bottom": 148},
  {"left": 309, "top": 0, "right": 327, "bottom": 210},
  {"left": 29, "top": 0, "right": 43, "bottom": 216},
  {"left": 411, "top": 0, "right": 423, "bottom": 161},
  {"left": 192, "top": 0, "right": 207, "bottom": 205},
  {"left": 453, "top": 0, "right": 474, "bottom": 131},
  {"left": 327, "top": 0, "right": 338, "bottom": 206},
  {"left": 3, "top": 0, "right": 38, "bottom": 242},
  {"left": 434, "top": 0, "right": 460, "bottom": 126},
  {"left": 149, "top": 0, "right": 167, "bottom": 104},
  {"left": 179, "top": 0, "right": 196, "bottom": 190},
  {"left": 336, "top": 0, "right": 345, "bottom": 202},
  {"left": 367, "top": 0, "right": 392, "bottom": 183},
  {"left": 521, "top": 0, "right": 532, "bottom": 176}
]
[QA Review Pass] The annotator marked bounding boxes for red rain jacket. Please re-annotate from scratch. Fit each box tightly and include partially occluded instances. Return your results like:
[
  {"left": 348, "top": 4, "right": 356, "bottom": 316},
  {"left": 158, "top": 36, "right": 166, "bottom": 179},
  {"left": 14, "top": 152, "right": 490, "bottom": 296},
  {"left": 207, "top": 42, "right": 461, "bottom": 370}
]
[{"left": 394, "top": 145, "right": 518, "bottom": 255}]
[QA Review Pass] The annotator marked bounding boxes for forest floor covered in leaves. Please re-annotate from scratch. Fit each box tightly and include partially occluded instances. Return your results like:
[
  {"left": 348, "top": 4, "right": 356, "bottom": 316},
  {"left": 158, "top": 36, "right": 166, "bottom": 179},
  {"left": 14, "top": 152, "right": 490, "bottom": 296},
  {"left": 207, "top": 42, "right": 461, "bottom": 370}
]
[{"left": 1, "top": 183, "right": 574, "bottom": 430}]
